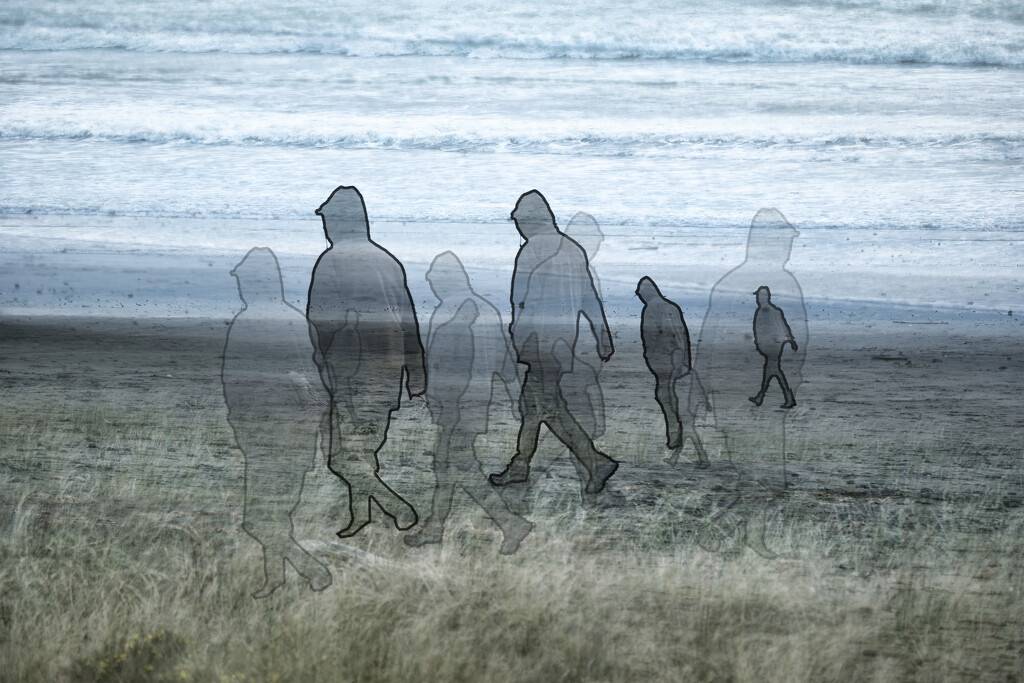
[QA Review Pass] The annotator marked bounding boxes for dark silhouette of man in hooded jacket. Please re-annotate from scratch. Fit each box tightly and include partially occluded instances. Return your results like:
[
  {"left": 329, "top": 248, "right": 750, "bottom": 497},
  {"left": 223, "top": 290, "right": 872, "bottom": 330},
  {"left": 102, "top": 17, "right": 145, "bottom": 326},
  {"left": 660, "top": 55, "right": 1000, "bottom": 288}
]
[
  {"left": 306, "top": 185, "right": 425, "bottom": 538},
  {"left": 489, "top": 190, "right": 619, "bottom": 495}
]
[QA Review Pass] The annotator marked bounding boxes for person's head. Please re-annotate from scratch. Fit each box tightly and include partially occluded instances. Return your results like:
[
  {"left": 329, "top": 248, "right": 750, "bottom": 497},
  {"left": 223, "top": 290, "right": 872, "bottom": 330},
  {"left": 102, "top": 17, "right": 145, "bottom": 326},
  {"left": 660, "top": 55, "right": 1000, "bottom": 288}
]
[
  {"left": 745, "top": 208, "right": 798, "bottom": 265},
  {"left": 635, "top": 276, "right": 661, "bottom": 304},
  {"left": 566, "top": 211, "right": 603, "bottom": 258},
  {"left": 230, "top": 247, "right": 285, "bottom": 305},
  {"left": 510, "top": 190, "right": 556, "bottom": 240},
  {"left": 426, "top": 250, "right": 472, "bottom": 301},
  {"left": 754, "top": 285, "right": 772, "bottom": 307},
  {"left": 315, "top": 185, "right": 370, "bottom": 243}
]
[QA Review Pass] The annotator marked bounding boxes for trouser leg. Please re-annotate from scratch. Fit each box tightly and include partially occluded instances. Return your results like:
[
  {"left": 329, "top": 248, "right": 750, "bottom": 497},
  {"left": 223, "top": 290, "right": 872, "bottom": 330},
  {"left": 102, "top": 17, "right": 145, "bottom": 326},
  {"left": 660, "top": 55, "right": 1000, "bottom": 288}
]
[
  {"left": 545, "top": 403, "right": 613, "bottom": 476},
  {"left": 331, "top": 408, "right": 417, "bottom": 536},
  {"left": 655, "top": 376, "right": 683, "bottom": 448},
  {"left": 448, "top": 429, "right": 526, "bottom": 534},
  {"left": 768, "top": 357, "right": 795, "bottom": 405},
  {"left": 511, "top": 374, "right": 545, "bottom": 468},
  {"left": 755, "top": 357, "right": 773, "bottom": 399},
  {"left": 425, "top": 427, "right": 457, "bottom": 533}
]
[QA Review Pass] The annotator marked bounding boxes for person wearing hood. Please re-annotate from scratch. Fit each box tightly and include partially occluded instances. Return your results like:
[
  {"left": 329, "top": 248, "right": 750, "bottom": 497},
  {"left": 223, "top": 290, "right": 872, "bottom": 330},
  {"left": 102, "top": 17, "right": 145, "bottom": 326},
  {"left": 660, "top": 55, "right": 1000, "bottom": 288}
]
[
  {"left": 223, "top": 247, "right": 332, "bottom": 598},
  {"left": 489, "top": 190, "right": 619, "bottom": 497},
  {"left": 404, "top": 251, "right": 532, "bottom": 554},
  {"left": 636, "top": 276, "right": 709, "bottom": 468},
  {"left": 306, "top": 185, "right": 425, "bottom": 539}
]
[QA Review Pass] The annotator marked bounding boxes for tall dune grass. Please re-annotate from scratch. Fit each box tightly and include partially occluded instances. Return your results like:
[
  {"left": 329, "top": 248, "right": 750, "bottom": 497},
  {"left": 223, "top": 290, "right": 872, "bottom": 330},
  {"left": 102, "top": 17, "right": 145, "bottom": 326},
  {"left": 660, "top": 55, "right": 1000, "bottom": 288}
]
[{"left": 0, "top": 391, "right": 1021, "bottom": 681}]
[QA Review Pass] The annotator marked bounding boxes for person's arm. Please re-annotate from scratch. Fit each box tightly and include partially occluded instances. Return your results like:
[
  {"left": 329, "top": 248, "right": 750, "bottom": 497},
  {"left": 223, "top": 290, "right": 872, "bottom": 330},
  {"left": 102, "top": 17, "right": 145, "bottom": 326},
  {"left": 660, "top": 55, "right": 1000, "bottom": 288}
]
[
  {"left": 669, "top": 305, "right": 692, "bottom": 373},
  {"left": 779, "top": 309, "right": 798, "bottom": 352},
  {"left": 393, "top": 266, "right": 426, "bottom": 398},
  {"left": 509, "top": 250, "right": 528, "bottom": 339},
  {"left": 577, "top": 247, "right": 614, "bottom": 361}
]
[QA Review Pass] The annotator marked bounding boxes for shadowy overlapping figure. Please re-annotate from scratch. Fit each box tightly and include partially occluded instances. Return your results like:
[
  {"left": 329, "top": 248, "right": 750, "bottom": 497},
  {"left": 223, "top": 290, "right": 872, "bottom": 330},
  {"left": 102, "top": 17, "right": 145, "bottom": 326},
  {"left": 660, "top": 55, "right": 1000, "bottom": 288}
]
[
  {"left": 636, "top": 277, "right": 709, "bottom": 468},
  {"left": 489, "top": 191, "right": 619, "bottom": 496},
  {"left": 403, "top": 252, "right": 533, "bottom": 554},
  {"left": 222, "top": 247, "right": 332, "bottom": 598},
  {"left": 692, "top": 208, "right": 807, "bottom": 558},
  {"left": 306, "top": 186, "right": 424, "bottom": 538}
]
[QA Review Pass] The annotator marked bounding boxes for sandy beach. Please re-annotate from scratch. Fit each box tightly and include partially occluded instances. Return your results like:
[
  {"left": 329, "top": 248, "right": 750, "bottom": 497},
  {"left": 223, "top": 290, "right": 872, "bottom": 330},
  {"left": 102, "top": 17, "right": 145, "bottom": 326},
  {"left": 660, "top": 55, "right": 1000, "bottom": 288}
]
[{"left": 1, "top": 215, "right": 1023, "bottom": 679}]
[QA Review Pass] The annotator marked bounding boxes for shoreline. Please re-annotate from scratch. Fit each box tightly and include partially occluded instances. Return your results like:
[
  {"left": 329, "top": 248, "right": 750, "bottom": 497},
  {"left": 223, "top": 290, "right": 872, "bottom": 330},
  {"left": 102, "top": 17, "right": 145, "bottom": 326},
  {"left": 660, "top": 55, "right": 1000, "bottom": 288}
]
[{"left": 2, "top": 214, "right": 1022, "bottom": 319}]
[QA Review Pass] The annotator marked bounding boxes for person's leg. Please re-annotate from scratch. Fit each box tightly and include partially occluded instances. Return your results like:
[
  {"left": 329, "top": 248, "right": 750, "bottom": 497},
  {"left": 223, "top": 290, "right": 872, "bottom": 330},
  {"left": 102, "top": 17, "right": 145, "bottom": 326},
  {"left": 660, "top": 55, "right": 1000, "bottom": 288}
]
[
  {"left": 771, "top": 357, "right": 796, "bottom": 407},
  {"left": 281, "top": 431, "right": 332, "bottom": 590},
  {"left": 449, "top": 430, "right": 534, "bottom": 553},
  {"left": 749, "top": 356, "right": 773, "bottom": 405},
  {"left": 405, "top": 427, "right": 456, "bottom": 547},
  {"left": 655, "top": 375, "right": 683, "bottom": 449},
  {"left": 490, "top": 372, "right": 543, "bottom": 486},
  {"left": 545, "top": 402, "right": 617, "bottom": 494},
  {"left": 241, "top": 451, "right": 295, "bottom": 598}
]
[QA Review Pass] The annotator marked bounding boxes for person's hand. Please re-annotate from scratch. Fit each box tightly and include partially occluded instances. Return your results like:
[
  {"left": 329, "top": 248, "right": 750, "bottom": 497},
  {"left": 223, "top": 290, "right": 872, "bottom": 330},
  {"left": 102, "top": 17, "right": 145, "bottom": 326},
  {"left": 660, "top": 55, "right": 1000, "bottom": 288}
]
[
  {"left": 406, "top": 365, "right": 426, "bottom": 398},
  {"left": 788, "top": 340, "right": 799, "bottom": 352}
]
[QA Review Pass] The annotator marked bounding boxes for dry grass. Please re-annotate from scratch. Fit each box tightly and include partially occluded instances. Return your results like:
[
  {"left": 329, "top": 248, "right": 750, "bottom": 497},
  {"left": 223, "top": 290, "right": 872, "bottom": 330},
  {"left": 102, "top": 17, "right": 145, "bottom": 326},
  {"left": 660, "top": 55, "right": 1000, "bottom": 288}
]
[{"left": 0, "top": 386, "right": 1022, "bottom": 682}]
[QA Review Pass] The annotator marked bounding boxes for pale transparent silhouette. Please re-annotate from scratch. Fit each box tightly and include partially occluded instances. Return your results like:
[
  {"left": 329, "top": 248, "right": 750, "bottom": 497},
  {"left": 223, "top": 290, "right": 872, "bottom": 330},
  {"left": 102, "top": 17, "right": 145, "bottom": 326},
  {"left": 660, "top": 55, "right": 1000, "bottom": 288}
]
[
  {"left": 403, "top": 252, "right": 533, "bottom": 554},
  {"left": 223, "top": 247, "right": 332, "bottom": 598},
  {"left": 692, "top": 208, "right": 807, "bottom": 558}
]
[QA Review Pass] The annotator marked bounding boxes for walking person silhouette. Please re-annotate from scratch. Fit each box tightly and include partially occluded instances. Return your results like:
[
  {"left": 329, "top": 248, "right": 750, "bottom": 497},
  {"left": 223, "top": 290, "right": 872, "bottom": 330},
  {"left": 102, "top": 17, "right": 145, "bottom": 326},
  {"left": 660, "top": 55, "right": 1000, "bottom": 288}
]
[
  {"left": 223, "top": 247, "right": 332, "bottom": 598},
  {"left": 636, "top": 276, "right": 709, "bottom": 468},
  {"left": 489, "top": 190, "right": 619, "bottom": 496},
  {"left": 749, "top": 285, "right": 798, "bottom": 409},
  {"left": 306, "top": 186, "right": 424, "bottom": 538},
  {"left": 403, "top": 251, "right": 533, "bottom": 554},
  {"left": 692, "top": 208, "right": 807, "bottom": 558}
]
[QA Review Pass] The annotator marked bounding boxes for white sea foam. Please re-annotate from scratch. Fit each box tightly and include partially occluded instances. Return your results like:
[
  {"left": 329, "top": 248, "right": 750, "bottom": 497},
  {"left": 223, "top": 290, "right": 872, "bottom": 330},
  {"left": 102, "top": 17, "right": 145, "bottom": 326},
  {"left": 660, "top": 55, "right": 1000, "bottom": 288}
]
[
  {"left": 2, "top": 0, "right": 1022, "bottom": 66},
  {"left": 1, "top": 0, "right": 1021, "bottom": 239}
]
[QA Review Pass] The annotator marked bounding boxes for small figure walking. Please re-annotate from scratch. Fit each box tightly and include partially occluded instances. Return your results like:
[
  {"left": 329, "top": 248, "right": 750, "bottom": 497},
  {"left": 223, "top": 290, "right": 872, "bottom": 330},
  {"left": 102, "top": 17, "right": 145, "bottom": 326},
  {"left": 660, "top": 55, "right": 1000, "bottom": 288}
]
[
  {"left": 749, "top": 285, "right": 798, "bottom": 409},
  {"left": 636, "top": 277, "right": 709, "bottom": 468}
]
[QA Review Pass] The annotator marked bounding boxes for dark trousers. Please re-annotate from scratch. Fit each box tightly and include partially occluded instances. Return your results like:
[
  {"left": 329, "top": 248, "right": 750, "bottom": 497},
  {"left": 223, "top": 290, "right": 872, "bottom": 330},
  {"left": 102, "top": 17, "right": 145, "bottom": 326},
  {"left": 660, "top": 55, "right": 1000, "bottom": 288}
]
[
  {"left": 512, "top": 362, "right": 611, "bottom": 477},
  {"left": 753, "top": 354, "right": 794, "bottom": 404}
]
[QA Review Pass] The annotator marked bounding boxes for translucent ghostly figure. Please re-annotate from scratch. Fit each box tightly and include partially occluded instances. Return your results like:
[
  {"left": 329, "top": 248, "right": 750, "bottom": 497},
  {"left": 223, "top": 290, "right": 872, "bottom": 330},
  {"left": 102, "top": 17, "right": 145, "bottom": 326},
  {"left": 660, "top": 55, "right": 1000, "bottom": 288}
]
[
  {"left": 403, "top": 251, "right": 533, "bottom": 554},
  {"left": 636, "top": 276, "right": 709, "bottom": 468},
  {"left": 692, "top": 208, "right": 808, "bottom": 558},
  {"left": 489, "top": 191, "right": 619, "bottom": 496},
  {"left": 306, "top": 186, "right": 424, "bottom": 538},
  {"left": 222, "top": 247, "right": 332, "bottom": 598}
]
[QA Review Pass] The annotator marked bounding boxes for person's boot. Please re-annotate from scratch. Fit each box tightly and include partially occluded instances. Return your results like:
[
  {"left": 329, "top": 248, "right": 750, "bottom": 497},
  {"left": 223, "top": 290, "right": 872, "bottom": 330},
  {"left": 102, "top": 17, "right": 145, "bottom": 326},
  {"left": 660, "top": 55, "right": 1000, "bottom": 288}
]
[
  {"left": 251, "top": 552, "right": 286, "bottom": 599},
  {"left": 748, "top": 393, "right": 764, "bottom": 407},
  {"left": 585, "top": 457, "right": 618, "bottom": 494},
  {"left": 499, "top": 518, "right": 534, "bottom": 555},
  {"left": 740, "top": 509, "right": 778, "bottom": 560},
  {"left": 666, "top": 422, "right": 683, "bottom": 450},
  {"left": 403, "top": 524, "right": 445, "bottom": 548},
  {"left": 285, "top": 545, "right": 333, "bottom": 592},
  {"left": 489, "top": 456, "right": 530, "bottom": 487},
  {"left": 664, "top": 447, "right": 682, "bottom": 466},
  {"left": 337, "top": 495, "right": 372, "bottom": 538},
  {"left": 389, "top": 497, "right": 418, "bottom": 531}
]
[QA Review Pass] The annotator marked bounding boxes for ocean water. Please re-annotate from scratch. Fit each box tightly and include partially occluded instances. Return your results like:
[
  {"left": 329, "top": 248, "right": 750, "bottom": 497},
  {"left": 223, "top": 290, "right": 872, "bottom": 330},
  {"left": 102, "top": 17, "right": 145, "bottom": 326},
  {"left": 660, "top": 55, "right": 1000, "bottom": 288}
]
[{"left": 1, "top": 0, "right": 1022, "bottom": 312}]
